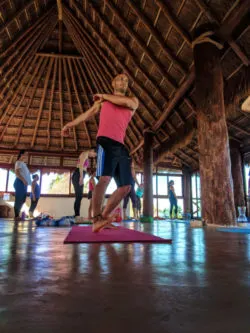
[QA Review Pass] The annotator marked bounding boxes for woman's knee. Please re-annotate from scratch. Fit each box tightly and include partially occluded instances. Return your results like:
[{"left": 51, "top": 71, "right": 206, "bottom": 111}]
[{"left": 98, "top": 176, "right": 111, "bottom": 186}]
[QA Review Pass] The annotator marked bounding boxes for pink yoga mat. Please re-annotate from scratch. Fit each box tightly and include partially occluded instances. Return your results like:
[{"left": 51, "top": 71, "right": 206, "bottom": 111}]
[{"left": 64, "top": 226, "right": 172, "bottom": 244}]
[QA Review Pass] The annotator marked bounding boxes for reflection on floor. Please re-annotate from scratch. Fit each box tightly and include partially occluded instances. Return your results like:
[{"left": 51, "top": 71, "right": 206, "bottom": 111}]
[{"left": 0, "top": 219, "right": 250, "bottom": 333}]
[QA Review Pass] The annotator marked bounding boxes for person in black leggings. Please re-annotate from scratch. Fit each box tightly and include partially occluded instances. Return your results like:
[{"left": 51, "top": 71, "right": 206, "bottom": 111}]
[
  {"left": 123, "top": 160, "right": 140, "bottom": 220},
  {"left": 168, "top": 180, "right": 178, "bottom": 219},
  {"left": 72, "top": 150, "right": 96, "bottom": 218}
]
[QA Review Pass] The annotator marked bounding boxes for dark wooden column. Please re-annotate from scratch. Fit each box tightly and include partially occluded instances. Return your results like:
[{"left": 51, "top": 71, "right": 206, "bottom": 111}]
[
  {"left": 142, "top": 130, "right": 154, "bottom": 222},
  {"left": 193, "top": 32, "right": 236, "bottom": 225},
  {"left": 183, "top": 167, "right": 192, "bottom": 215},
  {"left": 230, "top": 140, "right": 245, "bottom": 212}
]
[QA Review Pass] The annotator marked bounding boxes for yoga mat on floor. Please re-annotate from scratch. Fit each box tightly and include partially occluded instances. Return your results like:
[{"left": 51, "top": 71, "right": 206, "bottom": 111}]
[
  {"left": 167, "top": 219, "right": 190, "bottom": 224},
  {"left": 217, "top": 227, "right": 250, "bottom": 234},
  {"left": 64, "top": 226, "right": 172, "bottom": 244}
]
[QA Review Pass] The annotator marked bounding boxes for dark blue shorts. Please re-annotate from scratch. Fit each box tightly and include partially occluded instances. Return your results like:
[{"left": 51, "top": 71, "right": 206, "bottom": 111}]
[{"left": 96, "top": 136, "right": 133, "bottom": 187}]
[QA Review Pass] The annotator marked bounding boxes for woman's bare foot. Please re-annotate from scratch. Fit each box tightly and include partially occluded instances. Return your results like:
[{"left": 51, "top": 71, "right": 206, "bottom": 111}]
[{"left": 92, "top": 215, "right": 114, "bottom": 232}]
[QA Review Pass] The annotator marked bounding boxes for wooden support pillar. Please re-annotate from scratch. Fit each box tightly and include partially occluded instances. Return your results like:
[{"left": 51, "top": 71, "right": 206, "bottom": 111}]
[
  {"left": 142, "top": 130, "right": 154, "bottom": 222},
  {"left": 230, "top": 140, "right": 245, "bottom": 213},
  {"left": 183, "top": 167, "right": 192, "bottom": 215},
  {"left": 193, "top": 30, "right": 236, "bottom": 225}
]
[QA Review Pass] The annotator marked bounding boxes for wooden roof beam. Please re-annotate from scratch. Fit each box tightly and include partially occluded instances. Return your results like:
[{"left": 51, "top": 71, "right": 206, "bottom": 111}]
[
  {"left": 194, "top": 0, "right": 250, "bottom": 66},
  {"left": 63, "top": 59, "right": 78, "bottom": 151},
  {"left": 126, "top": 0, "right": 187, "bottom": 75},
  {"left": 154, "top": 0, "right": 192, "bottom": 45},
  {"left": 47, "top": 58, "right": 58, "bottom": 149},
  {"left": 31, "top": 58, "right": 54, "bottom": 148},
  {"left": 102, "top": 0, "right": 180, "bottom": 91},
  {"left": 36, "top": 52, "right": 83, "bottom": 59},
  {"left": 67, "top": 58, "right": 92, "bottom": 148},
  {"left": 0, "top": 6, "right": 56, "bottom": 58},
  {"left": 0, "top": 0, "right": 38, "bottom": 35},
  {"left": 58, "top": 59, "right": 65, "bottom": 150},
  {"left": 73, "top": 59, "right": 99, "bottom": 132},
  {"left": 0, "top": 56, "right": 45, "bottom": 142}
]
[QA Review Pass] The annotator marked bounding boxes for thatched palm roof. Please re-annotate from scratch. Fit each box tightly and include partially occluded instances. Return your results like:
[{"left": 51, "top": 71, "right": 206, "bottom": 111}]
[{"left": 0, "top": 0, "right": 250, "bottom": 170}]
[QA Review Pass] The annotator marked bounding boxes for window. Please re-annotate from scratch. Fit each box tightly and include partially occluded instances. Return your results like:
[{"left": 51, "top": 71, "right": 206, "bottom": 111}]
[
  {"left": 7, "top": 170, "right": 15, "bottom": 192},
  {"left": 157, "top": 175, "right": 168, "bottom": 195},
  {"left": 153, "top": 175, "right": 157, "bottom": 195},
  {"left": 245, "top": 164, "right": 250, "bottom": 196},
  {"left": 28, "top": 170, "right": 41, "bottom": 192},
  {"left": 41, "top": 171, "right": 70, "bottom": 194},
  {"left": 157, "top": 198, "right": 170, "bottom": 217},
  {"left": 169, "top": 176, "right": 182, "bottom": 196},
  {"left": 192, "top": 173, "right": 201, "bottom": 218},
  {"left": 106, "top": 178, "right": 117, "bottom": 195},
  {"left": 0, "top": 168, "right": 8, "bottom": 191}
]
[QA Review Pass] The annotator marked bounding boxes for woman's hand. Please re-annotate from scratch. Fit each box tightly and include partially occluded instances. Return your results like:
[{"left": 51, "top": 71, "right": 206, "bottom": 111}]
[
  {"left": 61, "top": 123, "right": 72, "bottom": 137},
  {"left": 93, "top": 94, "right": 104, "bottom": 102}
]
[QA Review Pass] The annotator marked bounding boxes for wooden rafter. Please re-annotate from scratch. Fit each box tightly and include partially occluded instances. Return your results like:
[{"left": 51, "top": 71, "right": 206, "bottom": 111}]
[
  {"left": 58, "top": 58, "right": 64, "bottom": 150},
  {"left": 63, "top": 58, "right": 78, "bottom": 151},
  {"left": 0, "top": 0, "right": 37, "bottom": 36},
  {"left": 67, "top": 58, "right": 92, "bottom": 148},
  {"left": 0, "top": 6, "right": 55, "bottom": 58},
  {"left": 103, "top": 0, "right": 180, "bottom": 92},
  {"left": 36, "top": 52, "right": 82, "bottom": 59},
  {"left": 0, "top": 56, "right": 44, "bottom": 142},
  {"left": 31, "top": 57, "right": 54, "bottom": 148},
  {"left": 47, "top": 58, "right": 58, "bottom": 149},
  {"left": 73, "top": 59, "right": 98, "bottom": 132},
  {"left": 194, "top": 0, "right": 250, "bottom": 66},
  {"left": 14, "top": 58, "right": 48, "bottom": 147},
  {"left": 127, "top": 0, "right": 187, "bottom": 74},
  {"left": 155, "top": 0, "right": 192, "bottom": 45},
  {"left": 0, "top": 15, "right": 57, "bottom": 109}
]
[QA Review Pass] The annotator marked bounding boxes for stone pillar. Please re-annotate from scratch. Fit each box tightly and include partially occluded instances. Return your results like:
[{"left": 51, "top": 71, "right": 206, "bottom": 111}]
[
  {"left": 142, "top": 130, "right": 154, "bottom": 222},
  {"left": 193, "top": 31, "right": 236, "bottom": 225}
]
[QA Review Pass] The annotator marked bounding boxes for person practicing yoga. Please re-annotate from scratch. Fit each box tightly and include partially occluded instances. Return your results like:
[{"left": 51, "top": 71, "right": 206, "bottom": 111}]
[
  {"left": 168, "top": 180, "right": 178, "bottom": 219},
  {"left": 87, "top": 172, "right": 96, "bottom": 220},
  {"left": 72, "top": 150, "right": 96, "bottom": 221},
  {"left": 123, "top": 160, "right": 140, "bottom": 220},
  {"left": 14, "top": 150, "right": 31, "bottom": 221},
  {"left": 62, "top": 73, "right": 139, "bottom": 232},
  {"left": 29, "top": 174, "right": 40, "bottom": 218}
]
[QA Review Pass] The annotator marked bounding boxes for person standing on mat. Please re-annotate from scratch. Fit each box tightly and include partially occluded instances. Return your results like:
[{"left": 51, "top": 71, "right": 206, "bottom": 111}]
[
  {"left": 136, "top": 183, "right": 144, "bottom": 219},
  {"left": 62, "top": 73, "right": 139, "bottom": 232},
  {"left": 87, "top": 172, "right": 96, "bottom": 220},
  {"left": 29, "top": 174, "right": 40, "bottom": 218},
  {"left": 123, "top": 160, "right": 139, "bottom": 220},
  {"left": 72, "top": 150, "right": 96, "bottom": 221},
  {"left": 14, "top": 150, "right": 31, "bottom": 221},
  {"left": 168, "top": 180, "right": 178, "bottom": 219}
]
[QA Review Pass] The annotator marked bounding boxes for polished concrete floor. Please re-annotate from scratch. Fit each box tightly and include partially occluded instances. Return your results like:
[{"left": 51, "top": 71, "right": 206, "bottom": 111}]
[{"left": 0, "top": 219, "right": 250, "bottom": 333}]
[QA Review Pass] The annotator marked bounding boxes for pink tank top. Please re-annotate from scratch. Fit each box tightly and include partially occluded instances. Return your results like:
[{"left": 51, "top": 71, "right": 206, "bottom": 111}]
[
  {"left": 97, "top": 101, "right": 133, "bottom": 144},
  {"left": 89, "top": 179, "right": 94, "bottom": 191}
]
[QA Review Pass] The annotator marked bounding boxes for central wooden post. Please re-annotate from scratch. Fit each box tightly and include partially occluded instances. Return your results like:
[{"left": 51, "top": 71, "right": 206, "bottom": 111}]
[
  {"left": 142, "top": 130, "right": 154, "bottom": 223},
  {"left": 193, "top": 32, "right": 236, "bottom": 225}
]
